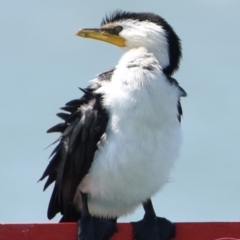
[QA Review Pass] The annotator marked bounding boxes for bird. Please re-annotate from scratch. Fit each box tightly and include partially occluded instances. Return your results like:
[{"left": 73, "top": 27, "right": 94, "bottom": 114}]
[{"left": 39, "top": 10, "right": 187, "bottom": 240}]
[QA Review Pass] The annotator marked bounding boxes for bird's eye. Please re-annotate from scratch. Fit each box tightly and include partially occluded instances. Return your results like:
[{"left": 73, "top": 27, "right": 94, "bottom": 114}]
[{"left": 113, "top": 26, "right": 123, "bottom": 35}]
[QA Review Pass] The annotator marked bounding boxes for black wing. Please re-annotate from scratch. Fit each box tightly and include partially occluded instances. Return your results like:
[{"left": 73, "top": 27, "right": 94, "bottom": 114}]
[
  {"left": 39, "top": 73, "right": 112, "bottom": 221},
  {"left": 166, "top": 76, "right": 187, "bottom": 122}
]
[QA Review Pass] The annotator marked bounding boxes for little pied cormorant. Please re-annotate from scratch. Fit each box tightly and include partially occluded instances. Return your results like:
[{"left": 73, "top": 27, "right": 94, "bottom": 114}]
[{"left": 39, "top": 10, "right": 187, "bottom": 240}]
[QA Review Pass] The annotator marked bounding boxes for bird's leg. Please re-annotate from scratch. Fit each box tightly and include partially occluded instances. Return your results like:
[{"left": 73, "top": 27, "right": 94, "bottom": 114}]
[
  {"left": 78, "top": 192, "right": 117, "bottom": 240},
  {"left": 131, "top": 199, "right": 175, "bottom": 240},
  {"left": 78, "top": 192, "right": 95, "bottom": 240}
]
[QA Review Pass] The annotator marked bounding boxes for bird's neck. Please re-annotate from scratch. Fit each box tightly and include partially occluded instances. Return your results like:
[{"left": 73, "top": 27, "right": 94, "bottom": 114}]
[{"left": 119, "top": 47, "right": 169, "bottom": 70}]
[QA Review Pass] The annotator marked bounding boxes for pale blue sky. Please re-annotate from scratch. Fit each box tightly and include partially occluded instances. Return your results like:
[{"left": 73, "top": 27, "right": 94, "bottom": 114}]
[{"left": 1, "top": 0, "right": 240, "bottom": 223}]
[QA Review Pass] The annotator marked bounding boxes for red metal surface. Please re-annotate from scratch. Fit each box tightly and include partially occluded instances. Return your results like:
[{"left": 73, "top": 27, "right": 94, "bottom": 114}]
[{"left": 0, "top": 222, "right": 240, "bottom": 240}]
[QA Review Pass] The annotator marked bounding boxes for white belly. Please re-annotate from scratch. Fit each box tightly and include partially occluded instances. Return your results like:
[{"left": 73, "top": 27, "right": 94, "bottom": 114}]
[
  {"left": 81, "top": 128, "right": 181, "bottom": 218},
  {"left": 77, "top": 66, "right": 182, "bottom": 218}
]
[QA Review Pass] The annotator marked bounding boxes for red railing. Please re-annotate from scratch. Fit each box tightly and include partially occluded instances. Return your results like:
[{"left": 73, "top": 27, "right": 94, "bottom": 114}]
[{"left": 0, "top": 222, "right": 240, "bottom": 240}]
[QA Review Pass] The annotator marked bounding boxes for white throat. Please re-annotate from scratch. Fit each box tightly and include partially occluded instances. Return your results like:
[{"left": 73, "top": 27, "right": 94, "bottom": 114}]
[
  {"left": 119, "top": 20, "right": 170, "bottom": 69},
  {"left": 118, "top": 47, "right": 167, "bottom": 72}
]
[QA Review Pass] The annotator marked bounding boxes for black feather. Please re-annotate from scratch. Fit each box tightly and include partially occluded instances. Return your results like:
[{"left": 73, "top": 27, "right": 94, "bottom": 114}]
[
  {"left": 65, "top": 110, "right": 81, "bottom": 124},
  {"left": 79, "top": 87, "right": 94, "bottom": 96},
  {"left": 47, "top": 123, "right": 67, "bottom": 133},
  {"left": 60, "top": 106, "right": 78, "bottom": 113},
  {"left": 48, "top": 143, "right": 62, "bottom": 159},
  {"left": 101, "top": 10, "right": 168, "bottom": 26},
  {"left": 98, "top": 68, "right": 115, "bottom": 82},
  {"left": 40, "top": 72, "right": 111, "bottom": 221},
  {"left": 177, "top": 101, "right": 183, "bottom": 122},
  {"left": 56, "top": 113, "right": 70, "bottom": 121},
  {"left": 165, "top": 76, "right": 186, "bottom": 122},
  {"left": 68, "top": 119, "right": 83, "bottom": 151},
  {"left": 39, "top": 150, "right": 61, "bottom": 181},
  {"left": 47, "top": 184, "right": 59, "bottom": 219},
  {"left": 65, "top": 99, "right": 83, "bottom": 106},
  {"left": 43, "top": 173, "right": 57, "bottom": 191}
]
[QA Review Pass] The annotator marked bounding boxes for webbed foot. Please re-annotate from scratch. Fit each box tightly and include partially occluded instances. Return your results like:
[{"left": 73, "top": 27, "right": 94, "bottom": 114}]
[
  {"left": 93, "top": 217, "right": 117, "bottom": 240},
  {"left": 131, "top": 199, "right": 175, "bottom": 240},
  {"left": 78, "top": 192, "right": 117, "bottom": 240},
  {"left": 132, "top": 216, "right": 175, "bottom": 240}
]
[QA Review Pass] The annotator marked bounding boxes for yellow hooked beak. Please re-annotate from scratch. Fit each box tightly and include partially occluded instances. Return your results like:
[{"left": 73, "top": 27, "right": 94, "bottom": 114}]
[{"left": 76, "top": 28, "right": 125, "bottom": 47}]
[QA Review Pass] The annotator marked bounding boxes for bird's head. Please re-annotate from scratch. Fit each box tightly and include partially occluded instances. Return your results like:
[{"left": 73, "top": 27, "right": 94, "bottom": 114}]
[{"left": 76, "top": 10, "right": 181, "bottom": 75}]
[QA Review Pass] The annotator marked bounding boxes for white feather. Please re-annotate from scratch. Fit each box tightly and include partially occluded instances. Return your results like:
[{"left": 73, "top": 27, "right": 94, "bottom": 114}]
[
  {"left": 77, "top": 46, "right": 183, "bottom": 218},
  {"left": 119, "top": 20, "right": 170, "bottom": 69}
]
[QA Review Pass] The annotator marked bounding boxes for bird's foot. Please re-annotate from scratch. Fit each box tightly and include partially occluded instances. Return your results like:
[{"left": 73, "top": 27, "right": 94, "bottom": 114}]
[
  {"left": 78, "top": 217, "right": 117, "bottom": 240},
  {"left": 131, "top": 216, "right": 175, "bottom": 240},
  {"left": 93, "top": 217, "right": 117, "bottom": 240},
  {"left": 78, "top": 192, "right": 117, "bottom": 240},
  {"left": 78, "top": 216, "right": 95, "bottom": 240}
]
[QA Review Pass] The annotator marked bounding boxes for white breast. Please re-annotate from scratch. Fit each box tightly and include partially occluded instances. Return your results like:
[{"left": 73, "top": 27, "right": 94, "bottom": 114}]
[{"left": 78, "top": 48, "right": 182, "bottom": 218}]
